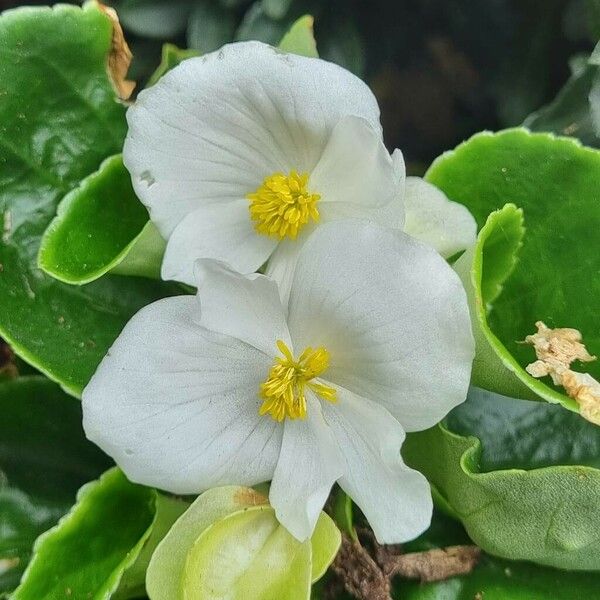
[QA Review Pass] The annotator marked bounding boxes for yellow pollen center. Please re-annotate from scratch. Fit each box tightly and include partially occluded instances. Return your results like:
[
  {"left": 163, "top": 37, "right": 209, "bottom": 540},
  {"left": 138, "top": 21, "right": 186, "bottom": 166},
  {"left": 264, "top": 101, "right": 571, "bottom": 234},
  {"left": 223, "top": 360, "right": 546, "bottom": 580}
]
[
  {"left": 259, "top": 340, "right": 337, "bottom": 422},
  {"left": 247, "top": 171, "right": 321, "bottom": 240}
]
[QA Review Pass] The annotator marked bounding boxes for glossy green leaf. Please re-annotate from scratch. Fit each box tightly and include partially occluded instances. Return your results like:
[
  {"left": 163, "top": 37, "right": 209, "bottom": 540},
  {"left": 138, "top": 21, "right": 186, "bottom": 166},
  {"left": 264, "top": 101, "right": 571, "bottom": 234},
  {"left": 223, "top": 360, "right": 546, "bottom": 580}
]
[
  {"left": 403, "top": 387, "right": 600, "bottom": 570},
  {"left": 0, "top": 376, "right": 111, "bottom": 592},
  {"left": 187, "top": 1, "right": 237, "bottom": 54},
  {"left": 396, "top": 511, "right": 600, "bottom": 599},
  {"left": 13, "top": 467, "right": 186, "bottom": 600},
  {"left": 147, "top": 486, "right": 339, "bottom": 600},
  {"left": 453, "top": 205, "right": 565, "bottom": 405},
  {"left": 147, "top": 43, "right": 200, "bottom": 87},
  {"left": 38, "top": 155, "right": 160, "bottom": 285},
  {"left": 0, "top": 4, "right": 180, "bottom": 396},
  {"left": 184, "top": 507, "right": 311, "bottom": 600},
  {"left": 279, "top": 15, "right": 318, "bottom": 58},
  {"left": 428, "top": 129, "right": 600, "bottom": 409}
]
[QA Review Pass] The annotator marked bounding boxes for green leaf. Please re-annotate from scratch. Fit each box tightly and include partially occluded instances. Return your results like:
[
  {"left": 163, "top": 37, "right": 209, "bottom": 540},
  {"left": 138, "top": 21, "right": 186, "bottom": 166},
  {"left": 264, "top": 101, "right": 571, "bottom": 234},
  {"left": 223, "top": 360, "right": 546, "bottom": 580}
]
[
  {"left": 186, "top": 1, "right": 237, "bottom": 54},
  {"left": 0, "top": 376, "right": 111, "bottom": 593},
  {"left": 38, "top": 155, "right": 162, "bottom": 285},
  {"left": 402, "top": 387, "right": 600, "bottom": 571},
  {"left": 0, "top": 4, "right": 180, "bottom": 396},
  {"left": 395, "top": 510, "right": 600, "bottom": 599},
  {"left": 428, "top": 129, "right": 600, "bottom": 410},
  {"left": 13, "top": 468, "right": 187, "bottom": 600},
  {"left": 331, "top": 488, "right": 358, "bottom": 543},
  {"left": 147, "top": 486, "right": 339, "bottom": 600},
  {"left": 147, "top": 43, "right": 200, "bottom": 87},
  {"left": 453, "top": 204, "right": 562, "bottom": 405},
  {"left": 279, "top": 15, "right": 318, "bottom": 58}
]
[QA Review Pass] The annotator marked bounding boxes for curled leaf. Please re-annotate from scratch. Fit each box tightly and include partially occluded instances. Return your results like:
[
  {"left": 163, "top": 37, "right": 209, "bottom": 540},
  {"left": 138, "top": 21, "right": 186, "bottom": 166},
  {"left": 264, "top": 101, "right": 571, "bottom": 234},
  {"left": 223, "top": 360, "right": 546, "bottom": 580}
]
[{"left": 99, "top": 3, "right": 135, "bottom": 100}]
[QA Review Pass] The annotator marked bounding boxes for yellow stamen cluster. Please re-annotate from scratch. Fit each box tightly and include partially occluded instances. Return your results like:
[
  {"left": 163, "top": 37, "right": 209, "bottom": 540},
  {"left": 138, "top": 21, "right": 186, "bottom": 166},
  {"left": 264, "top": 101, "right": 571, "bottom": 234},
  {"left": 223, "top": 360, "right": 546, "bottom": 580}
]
[
  {"left": 259, "top": 340, "right": 337, "bottom": 422},
  {"left": 247, "top": 171, "right": 320, "bottom": 240}
]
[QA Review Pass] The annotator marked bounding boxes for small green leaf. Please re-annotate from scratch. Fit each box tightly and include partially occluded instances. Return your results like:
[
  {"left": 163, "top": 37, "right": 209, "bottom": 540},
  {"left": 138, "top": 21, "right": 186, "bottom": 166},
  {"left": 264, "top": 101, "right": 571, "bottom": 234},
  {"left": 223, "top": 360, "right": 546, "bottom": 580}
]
[
  {"left": 0, "top": 376, "right": 111, "bottom": 593},
  {"left": 0, "top": 4, "right": 181, "bottom": 396},
  {"left": 308, "top": 511, "right": 341, "bottom": 582},
  {"left": 396, "top": 510, "right": 600, "bottom": 599},
  {"left": 403, "top": 387, "right": 600, "bottom": 571},
  {"left": 13, "top": 468, "right": 186, "bottom": 600},
  {"left": 331, "top": 488, "right": 357, "bottom": 543},
  {"left": 279, "top": 15, "right": 318, "bottom": 58},
  {"left": 428, "top": 129, "right": 600, "bottom": 411},
  {"left": 186, "top": 1, "right": 237, "bottom": 54},
  {"left": 38, "top": 155, "right": 160, "bottom": 285},
  {"left": 147, "top": 43, "right": 200, "bottom": 87}
]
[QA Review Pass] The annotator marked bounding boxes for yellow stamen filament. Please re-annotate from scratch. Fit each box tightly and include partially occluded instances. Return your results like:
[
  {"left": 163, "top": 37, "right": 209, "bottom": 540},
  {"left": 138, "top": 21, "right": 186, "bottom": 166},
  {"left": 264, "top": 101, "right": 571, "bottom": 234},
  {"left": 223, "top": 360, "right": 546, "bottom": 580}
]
[
  {"left": 259, "top": 340, "right": 337, "bottom": 422},
  {"left": 247, "top": 171, "right": 320, "bottom": 240}
]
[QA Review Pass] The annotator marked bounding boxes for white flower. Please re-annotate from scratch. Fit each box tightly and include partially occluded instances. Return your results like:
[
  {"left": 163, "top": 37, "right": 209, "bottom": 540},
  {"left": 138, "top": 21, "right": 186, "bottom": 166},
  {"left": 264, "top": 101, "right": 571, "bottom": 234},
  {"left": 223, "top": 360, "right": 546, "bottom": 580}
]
[
  {"left": 82, "top": 220, "right": 474, "bottom": 543},
  {"left": 123, "top": 41, "right": 475, "bottom": 300}
]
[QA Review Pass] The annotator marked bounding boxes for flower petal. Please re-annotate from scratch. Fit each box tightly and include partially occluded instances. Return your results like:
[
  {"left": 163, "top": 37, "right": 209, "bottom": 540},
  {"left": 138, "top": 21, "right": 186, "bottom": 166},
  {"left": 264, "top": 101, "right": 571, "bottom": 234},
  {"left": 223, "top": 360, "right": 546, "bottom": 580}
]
[
  {"left": 124, "top": 41, "right": 381, "bottom": 237},
  {"left": 82, "top": 296, "right": 281, "bottom": 494},
  {"left": 264, "top": 239, "right": 302, "bottom": 308},
  {"left": 161, "top": 200, "right": 277, "bottom": 285},
  {"left": 369, "top": 148, "right": 406, "bottom": 229},
  {"left": 321, "top": 385, "right": 432, "bottom": 543},
  {"left": 312, "top": 115, "right": 399, "bottom": 218},
  {"left": 403, "top": 177, "right": 477, "bottom": 258},
  {"left": 194, "top": 259, "right": 291, "bottom": 356},
  {"left": 269, "top": 393, "right": 344, "bottom": 541},
  {"left": 287, "top": 220, "right": 474, "bottom": 432}
]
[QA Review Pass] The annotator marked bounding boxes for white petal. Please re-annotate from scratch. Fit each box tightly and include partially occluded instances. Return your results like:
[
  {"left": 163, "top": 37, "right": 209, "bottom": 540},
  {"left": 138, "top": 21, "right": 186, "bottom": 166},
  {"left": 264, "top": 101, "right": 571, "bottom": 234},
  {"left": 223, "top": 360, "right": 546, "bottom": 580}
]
[
  {"left": 404, "top": 177, "right": 477, "bottom": 258},
  {"left": 194, "top": 259, "right": 291, "bottom": 356},
  {"left": 269, "top": 393, "right": 344, "bottom": 541},
  {"left": 264, "top": 239, "right": 302, "bottom": 308},
  {"left": 287, "top": 220, "right": 474, "bottom": 432},
  {"left": 368, "top": 148, "right": 407, "bottom": 230},
  {"left": 82, "top": 296, "right": 281, "bottom": 494},
  {"left": 312, "top": 115, "right": 399, "bottom": 220},
  {"left": 322, "top": 385, "right": 432, "bottom": 543},
  {"left": 161, "top": 200, "right": 277, "bottom": 285},
  {"left": 124, "top": 41, "right": 381, "bottom": 237}
]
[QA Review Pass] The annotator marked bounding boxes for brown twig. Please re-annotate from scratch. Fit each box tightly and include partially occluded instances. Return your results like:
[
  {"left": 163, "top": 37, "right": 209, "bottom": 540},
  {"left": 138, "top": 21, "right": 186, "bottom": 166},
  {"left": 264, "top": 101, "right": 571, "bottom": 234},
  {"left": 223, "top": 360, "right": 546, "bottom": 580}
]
[{"left": 329, "top": 529, "right": 481, "bottom": 599}]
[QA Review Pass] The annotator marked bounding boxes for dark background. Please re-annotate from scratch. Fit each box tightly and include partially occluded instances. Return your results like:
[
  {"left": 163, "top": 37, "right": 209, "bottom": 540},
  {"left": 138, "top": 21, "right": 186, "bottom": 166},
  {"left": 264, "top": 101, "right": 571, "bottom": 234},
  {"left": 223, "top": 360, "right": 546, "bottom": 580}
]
[{"left": 0, "top": 0, "right": 597, "bottom": 168}]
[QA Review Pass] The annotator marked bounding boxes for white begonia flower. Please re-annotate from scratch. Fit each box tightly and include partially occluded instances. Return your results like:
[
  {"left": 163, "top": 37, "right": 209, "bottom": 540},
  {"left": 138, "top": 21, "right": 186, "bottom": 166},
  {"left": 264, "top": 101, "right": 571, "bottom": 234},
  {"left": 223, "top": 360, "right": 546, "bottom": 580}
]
[
  {"left": 82, "top": 220, "right": 475, "bottom": 543},
  {"left": 123, "top": 41, "right": 475, "bottom": 300}
]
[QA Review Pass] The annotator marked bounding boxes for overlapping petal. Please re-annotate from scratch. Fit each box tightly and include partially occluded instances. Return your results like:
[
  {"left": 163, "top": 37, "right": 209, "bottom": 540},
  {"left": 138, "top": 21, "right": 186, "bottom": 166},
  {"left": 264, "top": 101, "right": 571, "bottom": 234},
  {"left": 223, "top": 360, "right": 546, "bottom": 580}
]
[
  {"left": 82, "top": 296, "right": 281, "bottom": 494},
  {"left": 287, "top": 220, "right": 474, "bottom": 432},
  {"left": 194, "top": 259, "right": 291, "bottom": 356}
]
